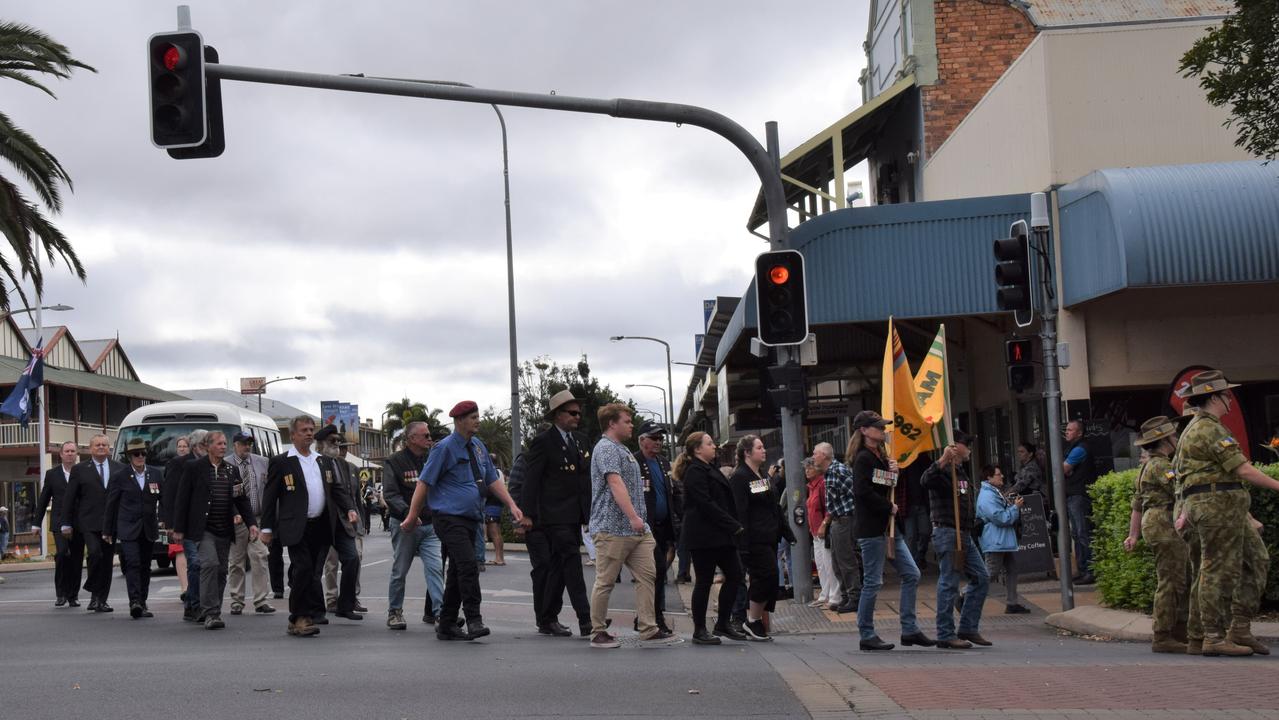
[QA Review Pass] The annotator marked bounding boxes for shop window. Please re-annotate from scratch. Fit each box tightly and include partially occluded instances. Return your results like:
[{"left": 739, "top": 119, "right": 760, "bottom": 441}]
[{"left": 79, "top": 390, "right": 104, "bottom": 425}]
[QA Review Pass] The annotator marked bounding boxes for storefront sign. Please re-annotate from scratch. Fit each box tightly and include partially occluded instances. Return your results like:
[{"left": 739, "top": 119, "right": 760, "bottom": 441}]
[{"left": 1013, "top": 493, "right": 1055, "bottom": 575}]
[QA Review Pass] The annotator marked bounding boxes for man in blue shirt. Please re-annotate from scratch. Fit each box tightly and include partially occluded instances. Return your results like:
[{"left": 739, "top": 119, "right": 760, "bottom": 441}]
[
  {"left": 1062, "top": 420, "right": 1097, "bottom": 584},
  {"left": 402, "top": 400, "right": 523, "bottom": 641},
  {"left": 634, "top": 422, "right": 681, "bottom": 634}
]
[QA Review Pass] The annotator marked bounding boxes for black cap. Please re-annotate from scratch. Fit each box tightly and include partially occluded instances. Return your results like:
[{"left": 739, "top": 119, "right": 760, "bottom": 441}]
[
  {"left": 232, "top": 431, "right": 254, "bottom": 444},
  {"left": 637, "top": 421, "right": 665, "bottom": 438},
  {"left": 954, "top": 429, "right": 976, "bottom": 446},
  {"left": 314, "top": 424, "right": 339, "bottom": 443},
  {"left": 851, "top": 410, "right": 891, "bottom": 431}
]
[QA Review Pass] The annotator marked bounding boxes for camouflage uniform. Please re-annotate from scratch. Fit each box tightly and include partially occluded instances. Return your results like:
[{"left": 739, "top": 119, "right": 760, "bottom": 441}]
[
  {"left": 1172, "top": 412, "right": 1252, "bottom": 644},
  {"left": 1131, "top": 452, "right": 1188, "bottom": 639}
]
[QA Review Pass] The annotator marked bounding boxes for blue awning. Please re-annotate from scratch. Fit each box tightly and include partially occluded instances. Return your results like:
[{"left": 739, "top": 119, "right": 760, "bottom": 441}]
[{"left": 1058, "top": 161, "right": 1279, "bottom": 306}]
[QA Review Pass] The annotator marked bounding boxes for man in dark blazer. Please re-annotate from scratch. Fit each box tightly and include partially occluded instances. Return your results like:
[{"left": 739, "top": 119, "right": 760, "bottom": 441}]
[
  {"left": 634, "top": 422, "right": 682, "bottom": 634},
  {"left": 61, "top": 434, "right": 125, "bottom": 612},
  {"left": 319, "top": 426, "right": 364, "bottom": 621},
  {"left": 517, "top": 390, "right": 593, "bottom": 637},
  {"left": 260, "top": 416, "right": 358, "bottom": 638},
  {"left": 103, "top": 438, "right": 163, "bottom": 619},
  {"left": 173, "top": 430, "right": 257, "bottom": 629},
  {"left": 31, "top": 441, "right": 81, "bottom": 607}
]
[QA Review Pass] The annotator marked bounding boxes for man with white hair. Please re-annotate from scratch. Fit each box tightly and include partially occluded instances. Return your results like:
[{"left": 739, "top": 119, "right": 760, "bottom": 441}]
[{"left": 813, "top": 441, "right": 860, "bottom": 614}]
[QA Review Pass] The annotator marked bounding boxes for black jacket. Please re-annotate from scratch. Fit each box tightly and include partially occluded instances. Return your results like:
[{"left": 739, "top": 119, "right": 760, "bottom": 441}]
[
  {"left": 260, "top": 451, "right": 355, "bottom": 547},
  {"left": 175, "top": 457, "right": 256, "bottom": 541},
  {"left": 331, "top": 459, "right": 363, "bottom": 538},
  {"left": 381, "top": 447, "right": 430, "bottom": 523},
  {"left": 33, "top": 465, "right": 73, "bottom": 529},
  {"left": 63, "top": 458, "right": 126, "bottom": 533},
  {"left": 921, "top": 459, "right": 976, "bottom": 531},
  {"left": 161, "top": 453, "right": 198, "bottom": 528},
  {"left": 1064, "top": 438, "right": 1098, "bottom": 497},
  {"left": 851, "top": 446, "right": 895, "bottom": 539},
  {"left": 520, "top": 426, "right": 591, "bottom": 526},
  {"left": 730, "top": 464, "right": 794, "bottom": 548},
  {"left": 679, "top": 458, "right": 743, "bottom": 550},
  {"left": 636, "top": 451, "right": 682, "bottom": 537},
  {"left": 104, "top": 465, "right": 163, "bottom": 542}
]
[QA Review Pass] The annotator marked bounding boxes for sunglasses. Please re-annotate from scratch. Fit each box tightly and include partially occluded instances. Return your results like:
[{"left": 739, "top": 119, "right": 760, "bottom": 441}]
[
  {"left": 129, "top": 450, "right": 147, "bottom": 457},
  {"left": 564, "top": 410, "right": 581, "bottom": 417}
]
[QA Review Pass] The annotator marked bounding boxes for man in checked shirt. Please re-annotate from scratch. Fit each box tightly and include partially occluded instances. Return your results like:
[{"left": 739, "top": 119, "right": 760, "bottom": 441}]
[{"left": 813, "top": 442, "right": 861, "bottom": 614}]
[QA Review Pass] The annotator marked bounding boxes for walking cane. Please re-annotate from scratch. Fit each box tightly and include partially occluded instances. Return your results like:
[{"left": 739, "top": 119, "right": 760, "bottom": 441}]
[{"left": 950, "top": 460, "right": 965, "bottom": 564}]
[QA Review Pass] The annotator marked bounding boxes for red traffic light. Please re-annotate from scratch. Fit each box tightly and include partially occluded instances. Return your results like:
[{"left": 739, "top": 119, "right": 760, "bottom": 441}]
[
  {"left": 768, "top": 265, "right": 790, "bottom": 285},
  {"left": 161, "top": 44, "right": 186, "bottom": 71},
  {"left": 1006, "top": 339, "right": 1033, "bottom": 364}
]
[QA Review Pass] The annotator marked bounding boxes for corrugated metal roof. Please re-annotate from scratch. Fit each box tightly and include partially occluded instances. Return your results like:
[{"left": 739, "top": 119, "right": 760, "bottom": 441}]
[
  {"left": 1023, "top": 0, "right": 1233, "bottom": 27},
  {"left": 0, "top": 355, "right": 183, "bottom": 401},
  {"left": 1058, "top": 161, "right": 1279, "bottom": 306},
  {"left": 717, "top": 193, "right": 1035, "bottom": 367}
]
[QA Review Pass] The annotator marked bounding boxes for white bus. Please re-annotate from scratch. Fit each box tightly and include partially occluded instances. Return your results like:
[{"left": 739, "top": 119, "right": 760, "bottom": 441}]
[{"left": 113, "top": 400, "right": 283, "bottom": 465}]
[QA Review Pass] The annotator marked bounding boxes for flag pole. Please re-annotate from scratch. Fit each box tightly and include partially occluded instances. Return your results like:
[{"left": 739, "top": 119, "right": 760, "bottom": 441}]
[{"left": 35, "top": 294, "right": 48, "bottom": 560}]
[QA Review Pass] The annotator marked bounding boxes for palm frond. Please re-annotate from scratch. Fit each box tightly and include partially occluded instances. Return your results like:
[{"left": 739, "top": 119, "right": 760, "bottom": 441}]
[
  {"left": 0, "top": 68, "right": 54, "bottom": 96},
  {"left": 0, "top": 109, "right": 72, "bottom": 209}
]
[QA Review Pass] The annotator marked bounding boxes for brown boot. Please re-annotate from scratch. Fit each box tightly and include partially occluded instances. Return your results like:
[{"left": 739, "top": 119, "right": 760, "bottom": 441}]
[
  {"left": 1186, "top": 637, "right": 1203, "bottom": 655},
  {"left": 1151, "top": 633, "right": 1188, "bottom": 654},
  {"left": 1202, "top": 635, "right": 1253, "bottom": 657},
  {"left": 1227, "top": 626, "right": 1271, "bottom": 656}
]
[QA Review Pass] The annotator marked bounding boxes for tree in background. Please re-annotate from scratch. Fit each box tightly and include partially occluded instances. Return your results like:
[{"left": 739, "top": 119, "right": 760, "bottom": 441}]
[
  {"left": 0, "top": 22, "right": 93, "bottom": 309},
  {"left": 477, "top": 406, "right": 513, "bottom": 471},
  {"left": 381, "top": 397, "right": 447, "bottom": 448},
  {"left": 1181, "top": 0, "right": 1279, "bottom": 160},
  {"left": 517, "top": 354, "right": 630, "bottom": 450}
]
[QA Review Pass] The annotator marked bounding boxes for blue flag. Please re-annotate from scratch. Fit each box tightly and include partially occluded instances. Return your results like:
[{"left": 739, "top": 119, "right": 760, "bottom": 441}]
[{"left": 1, "top": 341, "right": 44, "bottom": 427}]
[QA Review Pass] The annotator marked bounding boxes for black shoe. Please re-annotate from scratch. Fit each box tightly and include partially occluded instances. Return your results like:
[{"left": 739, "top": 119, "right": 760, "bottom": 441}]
[
  {"left": 55, "top": 596, "right": 67, "bottom": 607},
  {"left": 901, "top": 631, "right": 936, "bottom": 647},
  {"left": 957, "top": 631, "right": 992, "bottom": 646},
  {"left": 312, "top": 616, "right": 329, "bottom": 625},
  {"left": 860, "top": 635, "right": 895, "bottom": 651},
  {"left": 467, "top": 620, "right": 491, "bottom": 639},
  {"left": 1005, "top": 603, "right": 1031, "bottom": 615},
  {"left": 436, "top": 620, "right": 471, "bottom": 641},
  {"left": 538, "top": 622, "right": 572, "bottom": 637},
  {"left": 96, "top": 601, "right": 113, "bottom": 613},
  {"left": 66, "top": 597, "right": 81, "bottom": 608},
  {"left": 353, "top": 602, "right": 369, "bottom": 613},
  {"left": 1076, "top": 574, "right": 1096, "bottom": 585},
  {"left": 183, "top": 607, "right": 199, "bottom": 623},
  {"left": 423, "top": 613, "right": 437, "bottom": 625},
  {"left": 937, "top": 638, "right": 973, "bottom": 649},
  {"left": 255, "top": 604, "right": 277, "bottom": 614},
  {"left": 743, "top": 618, "right": 771, "bottom": 642},
  {"left": 87, "top": 598, "right": 100, "bottom": 612},
  {"left": 833, "top": 600, "right": 857, "bottom": 614},
  {"left": 693, "top": 628, "right": 722, "bottom": 645},
  {"left": 713, "top": 623, "right": 749, "bottom": 642},
  {"left": 130, "top": 603, "right": 143, "bottom": 619},
  {"left": 335, "top": 610, "right": 364, "bottom": 621},
  {"left": 139, "top": 606, "right": 154, "bottom": 618},
  {"left": 658, "top": 619, "right": 673, "bottom": 634}
]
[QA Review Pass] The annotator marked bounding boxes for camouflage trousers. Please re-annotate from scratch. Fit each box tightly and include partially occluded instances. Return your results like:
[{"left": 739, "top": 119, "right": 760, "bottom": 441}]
[
  {"left": 1141, "top": 509, "right": 1188, "bottom": 637},
  {"left": 1184, "top": 489, "right": 1268, "bottom": 638}
]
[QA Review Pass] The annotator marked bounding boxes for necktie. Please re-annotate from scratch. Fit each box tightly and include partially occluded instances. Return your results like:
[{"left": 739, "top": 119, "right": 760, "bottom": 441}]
[{"left": 98, "top": 462, "right": 107, "bottom": 488}]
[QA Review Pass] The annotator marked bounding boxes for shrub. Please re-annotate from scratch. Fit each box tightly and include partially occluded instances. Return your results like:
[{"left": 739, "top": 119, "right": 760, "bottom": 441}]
[{"left": 1090, "top": 463, "right": 1279, "bottom": 610}]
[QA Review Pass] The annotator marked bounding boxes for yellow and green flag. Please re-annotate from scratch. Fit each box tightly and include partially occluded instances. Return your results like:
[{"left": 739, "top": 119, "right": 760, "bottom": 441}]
[
  {"left": 881, "top": 318, "right": 937, "bottom": 467},
  {"left": 914, "top": 324, "right": 953, "bottom": 449}
]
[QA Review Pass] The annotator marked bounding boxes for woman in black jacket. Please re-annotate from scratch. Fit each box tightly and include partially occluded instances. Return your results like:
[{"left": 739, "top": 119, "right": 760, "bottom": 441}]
[
  {"left": 676, "top": 431, "right": 746, "bottom": 645},
  {"left": 730, "top": 435, "right": 795, "bottom": 641}
]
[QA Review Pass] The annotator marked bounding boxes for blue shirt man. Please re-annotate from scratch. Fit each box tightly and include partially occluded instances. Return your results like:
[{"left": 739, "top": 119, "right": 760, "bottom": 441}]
[
  {"left": 647, "top": 458, "right": 668, "bottom": 522},
  {"left": 419, "top": 430, "right": 498, "bottom": 520}
]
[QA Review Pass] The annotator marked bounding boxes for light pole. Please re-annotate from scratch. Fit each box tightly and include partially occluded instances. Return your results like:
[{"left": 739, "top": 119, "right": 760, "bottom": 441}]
[
  {"left": 625, "top": 384, "right": 668, "bottom": 427},
  {"left": 346, "top": 73, "right": 522, "bottom": 456},
  {"left": 258, "top": 375, "right": 306, "bottom": 413},
  {"left": 610, "top": 335, "right": 675, "bottom": 457}
]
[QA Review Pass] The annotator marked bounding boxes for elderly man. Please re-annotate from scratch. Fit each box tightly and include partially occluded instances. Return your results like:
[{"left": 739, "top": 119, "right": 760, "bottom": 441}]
[
  {"left": 813, "top": 442, "right": 860, "bottom": 614},
  {"left": 517, "top": 390, "right": 593, "bottom": 637},
  {"left": 319, "top": 425, "right": 365, "bottom": 621},
  {"left": 32, "top": 441, "right": 81, "bottom": 607},
  {"left": 402, "top": 401, "right": 523, "bottom": 641},
  {"left": 634, "top": 421, "right": 680, "bottom": 634},
  {"left": 226, "top": 431, "right": 274, "bottom": 616},
  {"left": 383, "top": 421, "right": 445, "bottom": 630},
  {"left": 165, "top": 429, "right": 208, "bottom": 620},
  {"left": 1062, "top": 420, "right": 1097, "bottom": 584},
  {"left": 103, "top": 439, "right": 163, "bottom": 619},
  {"left": 62, "top": 434, "right": 125, "bottom": 613}
]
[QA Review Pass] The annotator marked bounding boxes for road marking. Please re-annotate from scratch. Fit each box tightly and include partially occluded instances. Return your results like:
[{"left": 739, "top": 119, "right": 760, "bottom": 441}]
[{"left": 362, "top": 559, "right": 390, "bottom": 568}]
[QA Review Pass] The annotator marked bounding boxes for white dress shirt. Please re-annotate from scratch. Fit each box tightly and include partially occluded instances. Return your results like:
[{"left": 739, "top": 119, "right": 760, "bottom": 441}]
[{"left": 288, "top": 447, "right": 325, "bottom": 519}]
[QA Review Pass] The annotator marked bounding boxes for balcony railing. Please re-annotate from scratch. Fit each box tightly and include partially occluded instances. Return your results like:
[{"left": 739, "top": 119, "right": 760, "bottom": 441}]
[{"left": 0, "top": 419, "right": 120, "bottom": 449}]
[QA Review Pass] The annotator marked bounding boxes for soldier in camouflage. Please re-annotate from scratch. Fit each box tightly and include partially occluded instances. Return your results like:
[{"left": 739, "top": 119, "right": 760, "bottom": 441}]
[
  {"left": 1173, "top": 370, "right": 1279, "bottom": 657},
  {"left": 1123, "top": 416, "right": 1188, "bottom": 653}
]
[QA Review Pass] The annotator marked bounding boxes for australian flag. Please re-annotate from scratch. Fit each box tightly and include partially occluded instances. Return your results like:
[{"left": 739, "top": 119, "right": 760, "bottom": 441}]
[{"left": 1, "top": 341, "right": 44, "bottom": 427}]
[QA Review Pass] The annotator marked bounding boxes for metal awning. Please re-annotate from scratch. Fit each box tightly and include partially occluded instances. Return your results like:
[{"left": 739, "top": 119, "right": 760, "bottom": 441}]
[
  {"left": 0, "top": 355, "right": 183, "bottom": 402},
  {"left": 746, "top": 75, "right": 916, "bottom": 233}
]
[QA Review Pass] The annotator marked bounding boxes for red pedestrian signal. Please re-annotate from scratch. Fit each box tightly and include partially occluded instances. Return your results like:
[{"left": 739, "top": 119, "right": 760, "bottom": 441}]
[{"left": 1005, "top": 339, "right": 1036, "bottom": 393}]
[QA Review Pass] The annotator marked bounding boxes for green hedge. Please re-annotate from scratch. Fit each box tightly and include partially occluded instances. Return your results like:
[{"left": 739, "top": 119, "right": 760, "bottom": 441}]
[{"left": 1089, "top": 464, "right": 1279, "bottom": 610}]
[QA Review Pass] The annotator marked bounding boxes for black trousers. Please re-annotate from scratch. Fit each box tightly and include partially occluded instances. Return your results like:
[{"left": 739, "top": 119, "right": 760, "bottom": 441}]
[
  {"left": 526, "top": 523, "right": 590, "bottom": 628},
  {"left": 331, "top": 530, "right": 360, "bottom": 613},
  {"left": 746, "top": 542, "right": 780, "bottom": 609},
  {"left": 435, "top": 514, "right": 482, "bottom": 623},
  {"left": 286, "top": 517, "right": 332, "bottom": 623},
  {"left": 55, "top": 529, "right": 84, "bottom": 600},
  {"left": 118, "top": 538, "right": 152, "bottom": 608},
  {"left": 268, "top": 535, "right": 285, "bottom": 594},
  {"left": 82, "top": 531, "right": 114, "bottom": 600},
  {"left": 690, "top": 545, "right": 743, "bottom": 631},
  {"left": 651, "top": 522, "right": 675, "bottom": 622}
]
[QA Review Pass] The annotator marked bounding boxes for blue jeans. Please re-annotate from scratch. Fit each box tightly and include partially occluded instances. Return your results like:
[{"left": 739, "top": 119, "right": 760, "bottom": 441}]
[
  {"left": 1066, "top": 495, "right": 1092, "bottom": 575},
  {"left": 857, "top": 535, "right": 920, "bottom": 640},
  {"left": 388, "top": 522, "right": 444, "bottom": 611},
  {"left": 182, "top": 538, "right": 201, "bottom": 610},
  {"left": 932, "top": 527, "right": 989, "bottom": 640},
  {"left": 0, "top": 531, "right": 8, "bottom": 558},
  {"left": 777, "top": 539, "right": 793, "bottom": 588}
]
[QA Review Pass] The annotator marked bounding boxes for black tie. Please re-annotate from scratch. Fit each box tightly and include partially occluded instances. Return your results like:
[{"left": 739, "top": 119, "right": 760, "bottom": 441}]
[{"left": 98, "top": 462, "right": 107, "bottom": 488}]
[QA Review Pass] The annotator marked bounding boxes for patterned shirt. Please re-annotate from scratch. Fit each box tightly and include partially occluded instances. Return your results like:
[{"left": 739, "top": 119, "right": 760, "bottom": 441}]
[
  {"left": 1131, "top": 453, "right": 1176, "bottom": 513},
  {"left": 1173, "top": 412, "right": 1247, "bottom": 492},
  {"left": 824, "top": 459, "right": 856, "bottom": 518},
  {"left": 589, "top": 436, "right": 647, "bottom": 536}
]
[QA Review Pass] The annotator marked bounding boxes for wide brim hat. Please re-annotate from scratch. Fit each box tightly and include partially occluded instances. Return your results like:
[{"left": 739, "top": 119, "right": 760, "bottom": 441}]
[
  {"left": 125, "top": 438, "right": 148, "bottom": 453},
  {"left": 1134, "top": 416, "right": 1180, "bottom": 447},
  {"left": 1175, "top": 369, "right": 1240, "bottom": 399},
  {"left": 545, "top": 390, "right": 580, "bottom": 418}
]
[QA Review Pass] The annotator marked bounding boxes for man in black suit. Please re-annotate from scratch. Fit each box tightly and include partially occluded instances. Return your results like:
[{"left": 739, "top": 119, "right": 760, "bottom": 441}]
[
  {"left": 319, "top": 425, "right": 364, "bottom": 621},
  {"left": 31, "top": 441, "right": 81, "bottom": 607},
  {"left": 260, "top": 416, "right": 358, "bottom": 638},
  {"left": 635, "top": 422, "right": 681, "bottom": 634},
  {"left": 173, "top": 430, "right": 258, "bottom": 629},
  {"left": 61, "top": 434, "right": 125, "bottom": 612},
  {"left": 517, "top": 390, "right": 594, "bottom": 637},
  {"left": 103, "top": 439, "right": 163, "bottom": 619}
]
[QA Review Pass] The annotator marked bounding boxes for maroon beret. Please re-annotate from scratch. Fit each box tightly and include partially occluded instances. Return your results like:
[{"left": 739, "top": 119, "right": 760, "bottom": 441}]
[{"left": 448, "top": 400, "right": 479, "bottom": 418}]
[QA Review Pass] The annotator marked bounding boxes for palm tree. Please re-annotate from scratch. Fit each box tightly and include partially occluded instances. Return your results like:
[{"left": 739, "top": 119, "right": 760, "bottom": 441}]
[
  {"left": 0, "top": 22, "right": 94, "bottom": 309},
  {"left": 382, "top": 398, "right": 448, "bottom": 449},
  {"left": 476, "top": 407, "right": 513, "bottom": 470}
]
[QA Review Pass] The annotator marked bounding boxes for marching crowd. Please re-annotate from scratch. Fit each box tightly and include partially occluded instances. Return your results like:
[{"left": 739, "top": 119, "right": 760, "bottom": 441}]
[{"left": 23, "top": 368, "right": 1275, "bottom": 655}]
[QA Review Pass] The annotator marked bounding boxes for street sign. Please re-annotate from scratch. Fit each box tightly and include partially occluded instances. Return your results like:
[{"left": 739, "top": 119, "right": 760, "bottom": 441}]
[{"left": 240, "top": 376, "right": 266, "bottom": 395}]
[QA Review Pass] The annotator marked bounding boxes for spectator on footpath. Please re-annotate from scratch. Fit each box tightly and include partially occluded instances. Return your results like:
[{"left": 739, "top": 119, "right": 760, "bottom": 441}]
[
  {"left": 226, "top": 431, "right": 274, "bottom": 616},
  {"left": 921, "top": 430, "right": 991, "bottom": 649},
  {"left": 731, "top": 435, "right": 794, "bottom": 641},
  {"left": 484, "top": 476, "right": 506, "bottom": 566},
  {"left": 62, "top": 434, "right": 125, "bottom": 614},
  {"left": 32, "top": 441, "right": 81, "bottom": 606},
  {"left": 173, "top": 431, "right": 258, "bottom": 630},
  {"left": 1009, "top": 442, "right": 1046, "bottom": 498},
  {"left": 977, "top": 465, "right": 1029, "bottom": 615},
  {"left": 635, "top": 421, "right": 681, "bottom": 634},
  {"left": 0, "top": 505, "right": 9, "bottom": 559},
  {"left": 848, "top": 411, "right": 933, "bottom": 652},
  {"left": 804, "top": 457, "right": 840, "bottom": 607},
  {"left": 1062, "top": 420, "right": 1097, "bottom": 584},
  {"left": 814, "top": 442, "right": 860, "bottom": 613},
  {"left": 164, "top": 430, "right": 208, "bottom": 619},
  {"left": 103, "top": 439, "right": 163, "bottom": 619},
  {"left": 675, "top": 431, "right": 746, "bottom": 645},
  {"left": 382, "top": 421, "right": 444, "bottom": 630},
  {"left": 319, "top": 427, "right": 365, "bottom": 621},
  {"left": 586, "top": 403, "right": 681, "bottom": 649},
  {"left": 402, "top": 401, "right": 523, "bottom": 641}
]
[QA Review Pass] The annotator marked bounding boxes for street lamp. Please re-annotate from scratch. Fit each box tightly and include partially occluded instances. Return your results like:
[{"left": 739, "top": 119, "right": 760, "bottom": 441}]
[
  {"left": 625, "top": 383, "right": 668, "bottom": 427},
  {"left": 672, "top": 361, "right": 713, "bottom": 368},
  {"left": 258, "top": 375, "right": 306, "bottom": 413},
  {"left": 610, "top": 335, "right": 675, "bottom": 456}
]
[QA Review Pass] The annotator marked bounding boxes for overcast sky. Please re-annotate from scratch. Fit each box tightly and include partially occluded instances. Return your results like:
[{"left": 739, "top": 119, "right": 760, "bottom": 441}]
[{"left": 8, "top": 1, "right": 870, "bottom": 426}]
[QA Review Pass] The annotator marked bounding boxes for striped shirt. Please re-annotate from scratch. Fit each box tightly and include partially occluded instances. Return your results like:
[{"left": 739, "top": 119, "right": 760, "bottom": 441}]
[{"left": 205, "top": 461, "right": 236, "bottom": 537}]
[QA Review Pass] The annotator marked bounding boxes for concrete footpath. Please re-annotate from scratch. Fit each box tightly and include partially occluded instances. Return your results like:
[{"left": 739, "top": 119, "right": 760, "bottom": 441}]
[{"left": 1046, "top": 604, "right": 1279, "bottom": 642}]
